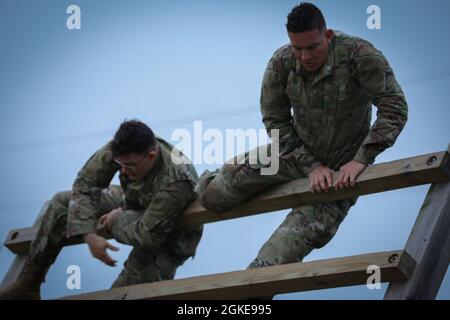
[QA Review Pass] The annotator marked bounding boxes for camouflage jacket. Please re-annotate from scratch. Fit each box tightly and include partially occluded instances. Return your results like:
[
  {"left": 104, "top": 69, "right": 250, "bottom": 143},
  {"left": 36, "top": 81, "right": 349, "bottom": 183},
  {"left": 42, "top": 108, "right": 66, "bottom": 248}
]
[
  {"left": 66, "top": 137, "right": 202, "bottom": 257},
  {"left": 261, "top": 30, "right": 408, "bottom": 174}
]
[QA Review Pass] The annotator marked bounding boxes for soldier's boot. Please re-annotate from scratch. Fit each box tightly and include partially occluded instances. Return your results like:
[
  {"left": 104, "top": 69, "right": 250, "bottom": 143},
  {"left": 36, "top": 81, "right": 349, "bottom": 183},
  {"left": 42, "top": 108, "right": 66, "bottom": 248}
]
[{"left": 0, "top": 259, "right": 51, "bottom": 300}]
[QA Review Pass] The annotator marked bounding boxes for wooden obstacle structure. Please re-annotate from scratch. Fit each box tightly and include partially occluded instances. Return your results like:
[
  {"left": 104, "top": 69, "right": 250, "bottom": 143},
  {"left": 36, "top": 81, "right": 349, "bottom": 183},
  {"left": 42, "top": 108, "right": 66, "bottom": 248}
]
[{"left": 1, "top": 146, "right": 449, "bottom": 299}]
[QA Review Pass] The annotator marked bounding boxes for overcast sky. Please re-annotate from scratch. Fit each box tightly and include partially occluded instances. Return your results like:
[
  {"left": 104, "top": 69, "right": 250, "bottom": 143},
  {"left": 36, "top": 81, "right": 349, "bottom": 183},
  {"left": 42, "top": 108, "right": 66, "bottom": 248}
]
[{"left": 0, "top": 0, "right": 449, "bottom": 299}]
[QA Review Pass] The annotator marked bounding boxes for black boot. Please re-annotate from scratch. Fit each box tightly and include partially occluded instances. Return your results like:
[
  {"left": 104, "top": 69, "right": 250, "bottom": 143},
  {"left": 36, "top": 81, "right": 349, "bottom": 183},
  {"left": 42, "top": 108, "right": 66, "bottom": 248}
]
[{"left": 0, "top": 259, "right": 50, "bottom": 300}]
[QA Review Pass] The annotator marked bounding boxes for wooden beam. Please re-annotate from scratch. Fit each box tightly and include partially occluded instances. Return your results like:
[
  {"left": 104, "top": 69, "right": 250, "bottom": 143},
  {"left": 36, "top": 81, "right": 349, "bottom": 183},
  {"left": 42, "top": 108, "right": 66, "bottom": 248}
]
[
  {"left": 1, "top": 202, "right": 49, "bottom": 288},
  {"left": 384, "top": 144, "right": 450, "bottom": 300},
  {"left": 61, "top": 250, "right": 415, "bottom": 300},
  {"left": 4, "top": 149, "right": 450, "bottom": 255},
  {"left": 182, "top": 150, "right": 449, "bottom": 226},
  {"left": 384, "top": 182, "right": 450, "bottom": 299}
]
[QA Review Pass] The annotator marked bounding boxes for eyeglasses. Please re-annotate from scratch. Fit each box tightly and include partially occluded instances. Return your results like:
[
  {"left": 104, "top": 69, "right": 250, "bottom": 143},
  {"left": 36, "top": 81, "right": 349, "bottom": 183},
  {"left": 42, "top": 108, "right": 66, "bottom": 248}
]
[{"left": 113, "top": 153, "right": 148, "bottom": 171}]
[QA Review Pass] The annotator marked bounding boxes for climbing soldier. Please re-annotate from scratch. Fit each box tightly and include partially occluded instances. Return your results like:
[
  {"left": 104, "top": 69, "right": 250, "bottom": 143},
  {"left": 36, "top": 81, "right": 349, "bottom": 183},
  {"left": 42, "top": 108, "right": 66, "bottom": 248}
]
[
  {"left": 196, "top": 2, "right": 408, "bottom": 290},
  {"left": 0, "top": 120, "right": 203, "bottom": 299}
]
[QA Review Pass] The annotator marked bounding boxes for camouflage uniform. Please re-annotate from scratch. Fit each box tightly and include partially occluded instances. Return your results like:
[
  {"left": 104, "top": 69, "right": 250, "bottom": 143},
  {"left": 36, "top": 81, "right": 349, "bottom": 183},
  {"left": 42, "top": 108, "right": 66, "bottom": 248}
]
[
  {"left": 28, "top": 137, "right": 203, "bottom": 287},
  {"left": 197, "top": 30, "right": 408, "bottom": 269}
]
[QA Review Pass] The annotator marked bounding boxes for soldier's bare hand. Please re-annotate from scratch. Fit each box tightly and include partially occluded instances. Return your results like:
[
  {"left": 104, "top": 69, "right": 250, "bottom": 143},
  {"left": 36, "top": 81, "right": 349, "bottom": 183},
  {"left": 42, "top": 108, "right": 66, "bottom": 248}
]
[
  {"left": 99, "top": 207, "right": 124, "bottom": 233},
  {"left": 309, "top": 165, "right": 333, "bottom": 193},
  {"left": 83, "top": 233, "right": 119, "bottom": 267},
  {"left": 334, "top": 160, "right": 367, "bottom": 190}
]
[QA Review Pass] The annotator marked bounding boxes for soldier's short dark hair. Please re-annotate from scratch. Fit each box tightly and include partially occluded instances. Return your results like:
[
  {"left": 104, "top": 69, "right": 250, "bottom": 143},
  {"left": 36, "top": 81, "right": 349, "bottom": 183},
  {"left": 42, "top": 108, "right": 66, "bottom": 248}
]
[
  {"left": 111, "top": 120, "right": 157, "bottom": 156},
  {"left": 286, "top": 2, "right": 326, "bottom": 33}
]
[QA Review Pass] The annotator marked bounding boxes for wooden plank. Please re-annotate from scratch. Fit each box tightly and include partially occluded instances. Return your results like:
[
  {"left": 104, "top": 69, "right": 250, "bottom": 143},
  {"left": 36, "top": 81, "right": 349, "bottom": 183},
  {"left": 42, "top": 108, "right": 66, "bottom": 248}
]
[
  {"left": 384, "top": 182, "right": 450, "bottom": 299},
  {"left": 60, "top": 250, "right": 415, "bottom": 300},
  {"left": 182, "top": 150, "right": 449, "bottom": 226},
  {"left": 4, "top": 149, "right": 450, "bottom": 255},
  {"left": 4, "top": 225, "right": 83, "bottom": 256},
  {"left": 1, "top": 202, "right": 49, "bottom": 288}
]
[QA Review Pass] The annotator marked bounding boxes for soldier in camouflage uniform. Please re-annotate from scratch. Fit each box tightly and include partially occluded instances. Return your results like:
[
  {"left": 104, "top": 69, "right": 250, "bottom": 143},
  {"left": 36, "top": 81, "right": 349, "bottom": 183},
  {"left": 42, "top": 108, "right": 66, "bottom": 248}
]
[
  {"left": 197, "top": 3, "right": 407, "bottom": 275},
  {"left": 0, "top": 120, "right": 203, "bottom": 299}
]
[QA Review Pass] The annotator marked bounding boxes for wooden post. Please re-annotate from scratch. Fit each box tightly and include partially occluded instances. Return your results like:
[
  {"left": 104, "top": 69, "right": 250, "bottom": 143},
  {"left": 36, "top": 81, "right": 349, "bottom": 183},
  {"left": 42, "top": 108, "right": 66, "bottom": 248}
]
[
  {"left": 384, "top": 182, "right": 450, "bottom": 299},
  {"left": 1, "top": 202, "right": 49, "bottom": 288},
  {"left": 384, "top": 144, "right": 450, "bottom": 299}
]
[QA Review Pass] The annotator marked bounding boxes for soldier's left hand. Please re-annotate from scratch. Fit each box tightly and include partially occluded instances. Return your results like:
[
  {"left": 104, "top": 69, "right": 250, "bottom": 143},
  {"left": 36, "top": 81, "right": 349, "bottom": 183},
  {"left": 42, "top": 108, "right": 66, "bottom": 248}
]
[
  {"left": 99, "top": 207, "right": 124, "bottom": 232},
  {"left": 334, "top": 160, "right": 367, "bottom": 190}
]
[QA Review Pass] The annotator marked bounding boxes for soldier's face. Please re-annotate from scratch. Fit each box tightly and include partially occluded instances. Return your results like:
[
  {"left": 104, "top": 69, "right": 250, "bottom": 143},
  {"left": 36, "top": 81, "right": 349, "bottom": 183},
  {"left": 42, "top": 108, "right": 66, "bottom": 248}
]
[
  {"left": 288, "top": 29, "right": 333, "bottom": 72},
  {"left": 115, "top": 150, "right": 158, "bottom": 181}
]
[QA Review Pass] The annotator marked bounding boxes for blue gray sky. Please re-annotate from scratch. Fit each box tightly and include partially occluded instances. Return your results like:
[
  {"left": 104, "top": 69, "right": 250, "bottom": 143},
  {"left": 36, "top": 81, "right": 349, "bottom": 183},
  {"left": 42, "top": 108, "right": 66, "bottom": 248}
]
[{"left": 0, "top": 0, "right": 449, "bottom": 299}]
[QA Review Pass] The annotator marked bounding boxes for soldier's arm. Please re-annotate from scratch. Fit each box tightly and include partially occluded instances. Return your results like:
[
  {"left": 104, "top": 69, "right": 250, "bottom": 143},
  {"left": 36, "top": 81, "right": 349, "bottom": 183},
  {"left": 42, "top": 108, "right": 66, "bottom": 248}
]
[
  {"left": 352, "top": 42, "right": 408, "bottom": 165},
  {"left": 261, "top": 56, "right": 322, "bottom": 175},
  {"left": 111, "top": 181, "right": 194, "bottom": 253},
  {"left": 67, "top": 142, "right": 119, "bottom": 237}
]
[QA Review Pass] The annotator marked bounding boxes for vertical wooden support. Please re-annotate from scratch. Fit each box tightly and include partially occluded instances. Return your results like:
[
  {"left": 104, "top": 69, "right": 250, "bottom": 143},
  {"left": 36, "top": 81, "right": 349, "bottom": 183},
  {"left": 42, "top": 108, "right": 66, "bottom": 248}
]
[
  {"left": 384, "top": 145, "right": 450, "bottom": 299},
  {"left": 1, "top": 201, "right": 49, "bottom": 288}
]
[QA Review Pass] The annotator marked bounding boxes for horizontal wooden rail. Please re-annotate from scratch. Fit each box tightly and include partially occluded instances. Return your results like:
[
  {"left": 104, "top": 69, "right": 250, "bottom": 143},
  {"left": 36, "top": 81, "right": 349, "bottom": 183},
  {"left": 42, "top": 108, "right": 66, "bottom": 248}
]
[
  {"left": 182, "top": 150, "right": 449, "bottom": 226},
  {"left": 4, "top": 150, "right": 449, "bottom": 255},
  {"left": 60, "top": 250, "right": 415, "bottom": 300}
]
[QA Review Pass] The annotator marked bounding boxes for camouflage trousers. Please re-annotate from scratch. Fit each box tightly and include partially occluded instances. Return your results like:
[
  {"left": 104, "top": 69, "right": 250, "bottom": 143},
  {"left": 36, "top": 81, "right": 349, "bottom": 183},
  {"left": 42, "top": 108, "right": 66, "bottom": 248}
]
[
  {"left": 196, "top": 144, "right": 357, "bottom": 269},
  {"left": 29, "top": 186, "right": 186, "bottom": 288}
]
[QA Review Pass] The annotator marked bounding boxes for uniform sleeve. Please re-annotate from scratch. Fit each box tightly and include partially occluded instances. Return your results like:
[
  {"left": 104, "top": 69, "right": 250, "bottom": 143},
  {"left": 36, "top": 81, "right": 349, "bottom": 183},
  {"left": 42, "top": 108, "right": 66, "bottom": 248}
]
[
  {"left": 111, "top": 181, "right": 194, "bottom": 253},
  {"left": 352, "top": 42, "right": 408, "bottom": 165},
  {"left": 67, "top": 142, "right": 119, "bottom": 237},
  {"left": 260, "top": 56, "right": 322, "bottom": 175}
]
